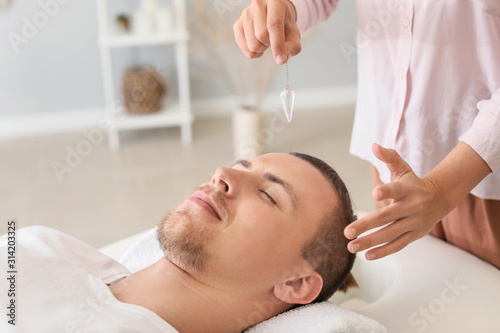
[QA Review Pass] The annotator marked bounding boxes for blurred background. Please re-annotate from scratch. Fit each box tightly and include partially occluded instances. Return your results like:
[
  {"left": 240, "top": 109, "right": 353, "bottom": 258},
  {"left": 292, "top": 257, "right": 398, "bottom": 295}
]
[{"left": 0, "top": 0, "right": 372, "bottom": 248}]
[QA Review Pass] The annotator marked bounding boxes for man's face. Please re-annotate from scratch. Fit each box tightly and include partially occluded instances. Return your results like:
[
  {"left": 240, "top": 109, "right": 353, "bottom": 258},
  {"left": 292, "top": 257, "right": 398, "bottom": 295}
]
[{"left": 157, "top": 153, "right": 339, "bottom": 292}]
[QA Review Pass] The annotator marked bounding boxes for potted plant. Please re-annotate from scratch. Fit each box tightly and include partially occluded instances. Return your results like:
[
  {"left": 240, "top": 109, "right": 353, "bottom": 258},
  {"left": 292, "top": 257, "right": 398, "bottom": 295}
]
[{"left": 116, "top": 14, "right": 131, "bottom": 32}]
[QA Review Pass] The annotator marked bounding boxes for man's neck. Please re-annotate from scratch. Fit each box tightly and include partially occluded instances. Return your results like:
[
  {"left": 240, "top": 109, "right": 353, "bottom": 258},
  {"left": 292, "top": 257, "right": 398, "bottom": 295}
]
[{"left": 109, "top": 258, "right": 288, "bottom": 333}]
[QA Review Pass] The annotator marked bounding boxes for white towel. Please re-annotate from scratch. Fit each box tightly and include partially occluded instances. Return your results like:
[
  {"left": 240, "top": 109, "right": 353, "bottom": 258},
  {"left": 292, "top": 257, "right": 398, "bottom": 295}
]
[
  {"left": 119, "top": 227, "right": 163, "bottom": 273},
  {"left": 119, "top": 227, "right": 387, "bottom": 333},
  {"left": 246, "top": 302, "right": 387, "bottom": 333}
]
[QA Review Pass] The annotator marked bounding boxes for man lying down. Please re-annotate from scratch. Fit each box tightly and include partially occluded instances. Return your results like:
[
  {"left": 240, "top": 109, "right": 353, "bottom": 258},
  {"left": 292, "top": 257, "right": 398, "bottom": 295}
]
[{"left": 0, "top": 152, "right": 358, "bottom": 332}]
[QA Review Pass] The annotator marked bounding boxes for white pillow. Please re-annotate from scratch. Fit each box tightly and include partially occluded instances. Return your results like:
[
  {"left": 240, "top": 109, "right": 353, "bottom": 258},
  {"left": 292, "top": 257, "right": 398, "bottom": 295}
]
[{"left": 330, "top": 234, "right": 500, "bottom": 333}]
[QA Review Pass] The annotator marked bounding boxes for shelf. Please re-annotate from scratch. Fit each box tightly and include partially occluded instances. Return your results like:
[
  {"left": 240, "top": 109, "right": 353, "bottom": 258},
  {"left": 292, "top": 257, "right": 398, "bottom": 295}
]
[
  {"left": 113, "top": 101, "right": 193, "bottom": 131},
  {"left": 99, "top": 31, "right": 189, "bottom": 48},
  {"left": 97, "top": 0, "right": 193, "bottom": 149}
]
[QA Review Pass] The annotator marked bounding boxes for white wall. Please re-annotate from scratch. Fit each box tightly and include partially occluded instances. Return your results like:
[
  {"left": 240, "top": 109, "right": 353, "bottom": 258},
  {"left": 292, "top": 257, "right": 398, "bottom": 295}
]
[
  {"left": 0, "top": 0, "right": 104, "bottom": 117},
  {"left": 0, "top": 0, "right": 357, "bottom": 133}
]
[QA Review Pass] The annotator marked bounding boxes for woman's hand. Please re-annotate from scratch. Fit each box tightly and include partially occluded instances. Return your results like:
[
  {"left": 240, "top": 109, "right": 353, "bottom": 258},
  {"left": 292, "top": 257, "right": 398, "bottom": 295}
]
[
  {"left": 344, "top": 144, "right": 450, "bottom": 260},
  {"left": 233, "top": 0, "right": 302, "bottom": 64},
  {"left": 371, "top": 165, "right": 392, "bottom": 210}
]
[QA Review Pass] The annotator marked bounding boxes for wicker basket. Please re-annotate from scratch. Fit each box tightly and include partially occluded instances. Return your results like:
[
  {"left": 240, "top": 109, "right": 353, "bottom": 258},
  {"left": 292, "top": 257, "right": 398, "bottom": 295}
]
[{"left": 122, "top": 66, "right": 167, "bottom": 114}]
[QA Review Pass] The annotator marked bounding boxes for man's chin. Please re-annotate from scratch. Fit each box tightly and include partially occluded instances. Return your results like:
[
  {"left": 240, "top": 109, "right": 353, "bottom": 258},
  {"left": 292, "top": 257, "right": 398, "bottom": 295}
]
[{"left": 156, "top": 210, "right": 214, "bottom": 273}]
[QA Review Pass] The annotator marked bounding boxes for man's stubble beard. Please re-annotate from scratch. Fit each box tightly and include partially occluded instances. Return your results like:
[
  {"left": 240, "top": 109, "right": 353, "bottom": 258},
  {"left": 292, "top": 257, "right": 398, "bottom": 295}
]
[{"left": 156, "top": 185, "right": 227, "bottom": 272}]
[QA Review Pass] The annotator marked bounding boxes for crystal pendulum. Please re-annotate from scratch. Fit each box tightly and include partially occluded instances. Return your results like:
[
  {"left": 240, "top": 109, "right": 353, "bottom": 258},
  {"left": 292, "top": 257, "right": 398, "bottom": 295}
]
[{"left": 280, "top": 61, "right": 295, "bottom": 122}]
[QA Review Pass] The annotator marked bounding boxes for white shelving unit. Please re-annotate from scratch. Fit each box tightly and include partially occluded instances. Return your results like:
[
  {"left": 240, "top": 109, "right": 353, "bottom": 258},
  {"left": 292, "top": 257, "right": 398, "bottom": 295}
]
[{"left": 96, "top": 0, "right": 193, "bottom": 150}]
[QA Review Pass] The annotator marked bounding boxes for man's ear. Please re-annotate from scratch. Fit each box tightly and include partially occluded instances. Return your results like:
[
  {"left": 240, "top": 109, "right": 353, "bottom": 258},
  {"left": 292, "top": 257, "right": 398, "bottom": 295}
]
[{"left": 273, "top": 263, "right": 323, "bottom": 305}]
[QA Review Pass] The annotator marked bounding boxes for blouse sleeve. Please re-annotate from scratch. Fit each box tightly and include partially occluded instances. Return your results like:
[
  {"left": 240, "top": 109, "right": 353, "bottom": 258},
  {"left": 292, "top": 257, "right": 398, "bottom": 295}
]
[
  {"left": 460, "top": 87, "right": 500, "bottom": 172},
  {"left": 289, "top": 0, "right": 339, "bottom": 34}
]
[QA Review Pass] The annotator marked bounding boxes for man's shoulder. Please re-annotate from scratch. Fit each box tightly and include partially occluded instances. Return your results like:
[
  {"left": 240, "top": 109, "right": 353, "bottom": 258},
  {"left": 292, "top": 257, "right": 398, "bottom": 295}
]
[
  {"left": 2, "top": 224, "right": 70, "bottom": 239},
  {"left": 1, "top": 225, "right": 130, "bottom": 281},
  {"left": 1, "top": 225, "right": 89, "bottom": 252}
]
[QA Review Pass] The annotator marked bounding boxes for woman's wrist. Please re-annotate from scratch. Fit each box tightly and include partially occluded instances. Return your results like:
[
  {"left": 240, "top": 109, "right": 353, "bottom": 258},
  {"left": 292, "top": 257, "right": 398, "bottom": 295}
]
[{"left": 424, "top": 141, "right": 491, "bottom": 215}]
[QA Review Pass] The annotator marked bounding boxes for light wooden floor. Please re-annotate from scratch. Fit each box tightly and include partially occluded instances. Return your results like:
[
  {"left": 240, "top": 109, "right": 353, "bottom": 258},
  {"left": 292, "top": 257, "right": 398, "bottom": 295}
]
[{"left": 1, "top": 105, "right": 373, "bottom": 248}]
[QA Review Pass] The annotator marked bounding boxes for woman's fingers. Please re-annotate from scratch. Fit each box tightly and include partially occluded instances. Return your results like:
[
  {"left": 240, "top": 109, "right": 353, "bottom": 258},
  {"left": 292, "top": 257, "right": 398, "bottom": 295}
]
[
  {"left": 372, "top": 143, "right": 412, "bottom": 179},
  {"left": 253, "top": 0, "right": 270, "bottom": 47},
  {"left": 373, "top": 182, "right": 408, "bottom": 202},
  {"left": 267, "top": 0, "right": 288, "bottom": 63},
  {"left": 284, "top": 19, "right": 301, "bottom": 58},
  {"left": 345, "top": 203, "right": 405, "bottom": 239},
  {"left": 364, "top": 231, "right": 415, "bottom": 260},
  {"left": 234, "top": 0, "right": 301, "bottom": 63},
  {"left": 234, "top": 16, "right": 261, "bottom": 59},
  {"left": 244, "top": 14, "right": 267, "bottom": 54},
  {"left": 347, "top": 216, "right": 410, "bottom": 253}
]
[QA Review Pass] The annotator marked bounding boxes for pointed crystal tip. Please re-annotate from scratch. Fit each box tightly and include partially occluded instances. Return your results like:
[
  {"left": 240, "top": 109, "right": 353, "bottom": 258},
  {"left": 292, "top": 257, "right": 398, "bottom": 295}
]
[{"left": 280, "top": 88, "right": 295, "bottom": 123}]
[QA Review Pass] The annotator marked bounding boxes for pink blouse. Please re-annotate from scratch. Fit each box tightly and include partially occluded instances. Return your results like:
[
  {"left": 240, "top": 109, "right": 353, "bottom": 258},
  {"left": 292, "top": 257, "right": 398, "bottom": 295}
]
[{"left": 291, "top": 0, "right": 500, "bottom": 199}]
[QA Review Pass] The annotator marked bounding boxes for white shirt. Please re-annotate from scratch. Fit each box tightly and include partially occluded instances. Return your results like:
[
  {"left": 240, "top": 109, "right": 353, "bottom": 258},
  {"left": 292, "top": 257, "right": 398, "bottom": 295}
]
[
  {"left": 292, "top": 0, "right": 500, "bottom": 199},
  {"left": 0, "top": 226, "right": 178, "bottom": 333}
]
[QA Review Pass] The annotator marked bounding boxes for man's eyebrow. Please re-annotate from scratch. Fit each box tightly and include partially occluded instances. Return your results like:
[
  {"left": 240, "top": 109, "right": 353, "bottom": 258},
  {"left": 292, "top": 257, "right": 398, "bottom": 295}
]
[{"left": 231, "top": 159, "right": 252, "bottom": 168}]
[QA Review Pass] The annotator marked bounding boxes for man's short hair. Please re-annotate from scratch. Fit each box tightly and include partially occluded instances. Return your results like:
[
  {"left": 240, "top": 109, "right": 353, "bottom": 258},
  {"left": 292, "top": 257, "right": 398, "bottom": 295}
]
[{"left": 289, "top": 152, "right": 358, "bottom": 303}]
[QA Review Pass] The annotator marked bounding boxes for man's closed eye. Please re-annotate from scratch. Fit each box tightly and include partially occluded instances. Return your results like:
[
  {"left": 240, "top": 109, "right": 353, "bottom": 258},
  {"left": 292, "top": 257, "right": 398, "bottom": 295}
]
[{"left": 260, "top": 190, "right": 277, "bottom": 205}]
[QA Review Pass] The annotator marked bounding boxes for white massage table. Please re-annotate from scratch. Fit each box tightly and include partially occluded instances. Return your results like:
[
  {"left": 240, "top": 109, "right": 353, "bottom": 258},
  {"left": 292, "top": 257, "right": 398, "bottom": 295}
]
[{"left": 100, "top": 212, "right": 500, "bottom": 332}]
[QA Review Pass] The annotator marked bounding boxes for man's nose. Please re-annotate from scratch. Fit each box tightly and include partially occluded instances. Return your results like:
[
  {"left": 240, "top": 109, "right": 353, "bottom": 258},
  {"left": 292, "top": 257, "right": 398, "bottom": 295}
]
[{"left": 211, "top": 167, "right": 236, "bottom": 196}]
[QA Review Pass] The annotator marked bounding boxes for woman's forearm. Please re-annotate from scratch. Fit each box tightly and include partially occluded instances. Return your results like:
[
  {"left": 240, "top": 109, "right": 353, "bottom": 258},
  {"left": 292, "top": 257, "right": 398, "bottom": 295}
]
[{"left": 425, "top": 141, "right": 492, "bottom": 213}]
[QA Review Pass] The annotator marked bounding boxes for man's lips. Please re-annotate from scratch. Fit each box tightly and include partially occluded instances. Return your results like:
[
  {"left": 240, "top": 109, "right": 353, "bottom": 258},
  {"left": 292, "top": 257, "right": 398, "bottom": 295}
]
[{"left": 188, "top": 191, "right": 222, "bottom": 220}]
